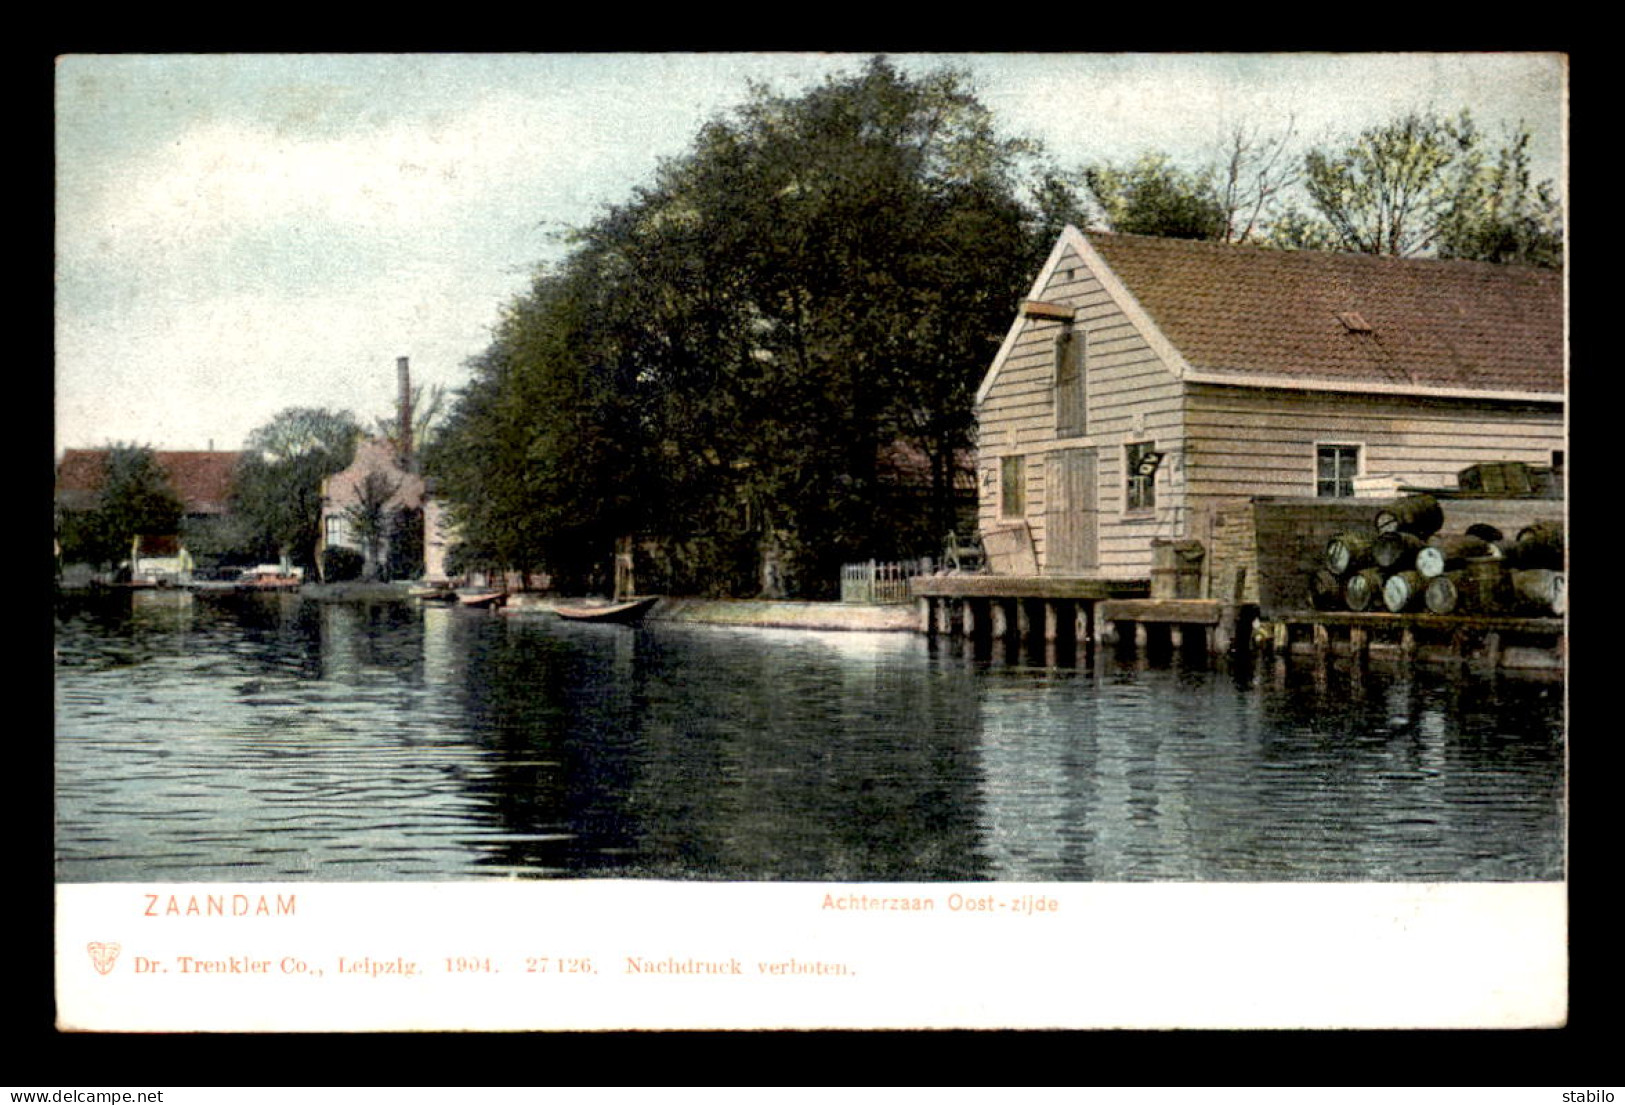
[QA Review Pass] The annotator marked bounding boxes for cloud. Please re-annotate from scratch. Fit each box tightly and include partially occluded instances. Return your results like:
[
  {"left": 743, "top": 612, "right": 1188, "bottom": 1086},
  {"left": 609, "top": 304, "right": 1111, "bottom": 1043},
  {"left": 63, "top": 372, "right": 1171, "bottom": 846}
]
[{"left": 70, "top": 93, "right": 558, "bottom": 255}]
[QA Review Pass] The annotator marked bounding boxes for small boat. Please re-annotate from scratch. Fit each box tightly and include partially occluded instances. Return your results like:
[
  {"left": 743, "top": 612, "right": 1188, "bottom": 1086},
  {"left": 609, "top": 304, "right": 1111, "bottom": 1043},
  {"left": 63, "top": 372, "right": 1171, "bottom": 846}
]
[
  {"left": 553, "top": 596, "right": 660, "bottom": 625},
  {"left": 456, "top": 590, "right": 508, "bottom": 609},
  {"left": 409, "top": 584, "right": 457, "bottom": 603},
  {"left": 235, "top": 575, "right": 302, "bottom": 592}
]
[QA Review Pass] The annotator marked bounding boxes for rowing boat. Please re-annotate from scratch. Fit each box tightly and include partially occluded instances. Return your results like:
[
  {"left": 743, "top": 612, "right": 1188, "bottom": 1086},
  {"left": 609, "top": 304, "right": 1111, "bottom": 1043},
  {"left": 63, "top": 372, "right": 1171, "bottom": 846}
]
[
  {"left": 553, "top": 596, "right": 659, "bottom": 625},
  {"left": 456, "top": 590, "right": 508, "bottom": 609},
  {"left": 409, "top": 585, "right": 457, "bottom": 603}
]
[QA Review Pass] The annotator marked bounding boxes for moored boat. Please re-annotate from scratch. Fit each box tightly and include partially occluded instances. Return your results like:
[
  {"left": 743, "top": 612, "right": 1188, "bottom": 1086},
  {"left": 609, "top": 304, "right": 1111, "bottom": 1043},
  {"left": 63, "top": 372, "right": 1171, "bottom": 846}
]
[
  {"left": 553, "top": 596, "right": 659, "bottom": 625},
  {"left": 456, "top": 590, "right": 508, "bottom": 609}
]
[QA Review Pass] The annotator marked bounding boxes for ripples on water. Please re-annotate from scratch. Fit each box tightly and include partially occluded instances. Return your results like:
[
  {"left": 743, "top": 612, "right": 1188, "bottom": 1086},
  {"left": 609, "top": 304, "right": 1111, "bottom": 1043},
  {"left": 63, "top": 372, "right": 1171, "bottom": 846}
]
[{"left": 54, "top": 590, "right": 1565, "bottom": 883}]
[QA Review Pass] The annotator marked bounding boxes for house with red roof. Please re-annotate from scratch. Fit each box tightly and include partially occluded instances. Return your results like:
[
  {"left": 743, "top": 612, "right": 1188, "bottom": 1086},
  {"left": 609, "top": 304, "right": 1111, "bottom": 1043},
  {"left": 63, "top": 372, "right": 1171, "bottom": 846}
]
[
  {"left": 55, "top": 448, "right": 242, "bottom": 517},
  {"left": 54, "top": 448, "right": 245, "bottom": 581},
  {"left": 973, "top": 227, "right": 1565, "bottom": 586},
  {"left": 316, "top": 436, "right": 432, "bottom": 581}
]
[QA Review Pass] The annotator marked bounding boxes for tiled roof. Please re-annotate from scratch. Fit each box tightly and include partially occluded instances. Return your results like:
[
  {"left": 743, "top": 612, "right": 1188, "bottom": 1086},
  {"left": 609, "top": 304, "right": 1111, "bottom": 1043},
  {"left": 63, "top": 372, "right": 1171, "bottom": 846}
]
[
  {"left": 55, "top": 449, "right": 243, "bottom": 515},
  {"left": 1085, "top": 232, "right": 1564, "bottom": 395},
  {"left": 321, "top": 438, "right": 426, "bottom": 512}
]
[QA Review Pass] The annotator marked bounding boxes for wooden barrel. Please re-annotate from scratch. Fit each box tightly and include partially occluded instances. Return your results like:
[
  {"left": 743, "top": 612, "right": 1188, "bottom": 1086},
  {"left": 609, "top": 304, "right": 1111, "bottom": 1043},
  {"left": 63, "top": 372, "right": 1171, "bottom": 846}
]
[
  {"left": 1510, "top": 522, "right": 1565, "bottom": 570},
  {"left": 1416, "top": 534, "right": 1493, "bottom": 579},
  {"left": 1307, "top": 569, "right": 1345, "bottom": 611},
  {"left": 1382, "top": 569, "right": 1427, "bottom": 613},
  {"left": 1374, "top": 495, "right": 1444, "bottom": 539},
  {"left": 1510, "top": 568, "right": 1566, "bottom": 617},
  {"left": 1423, "top": 571, "right": 1467, "bottom": 615},
  {"left": 1464, "top": 523, "right": 1504, "bottom": 544},
  {"left": 1373, "top": 530, "right": 1426, "bottom": 571},
  {"left": 1324, "top": 531, "right": 1375, "bottom": 576},
  {"left": 1458, "top": 461, "right": 1533, "bottom": 495},
  {"left": 1464, "top": 556, "right": 1511, "bottom": 615},
  {"left": 1344, "top": 568, "right": 1386, "bottom": 612}
]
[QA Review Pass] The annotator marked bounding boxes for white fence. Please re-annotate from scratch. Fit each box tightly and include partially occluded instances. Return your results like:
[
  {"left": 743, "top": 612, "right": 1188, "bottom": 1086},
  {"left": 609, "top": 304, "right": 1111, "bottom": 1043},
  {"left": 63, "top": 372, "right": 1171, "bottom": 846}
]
[{"left": 839, "top": 558, "right": 935, "bottom": 604}]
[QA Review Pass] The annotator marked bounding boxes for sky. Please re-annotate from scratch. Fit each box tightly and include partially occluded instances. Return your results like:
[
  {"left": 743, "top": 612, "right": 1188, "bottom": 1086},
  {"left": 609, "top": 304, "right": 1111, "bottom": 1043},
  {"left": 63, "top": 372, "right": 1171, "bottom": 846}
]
[{"left": 53, "top": 52, "right": 1567, "bottom": 455}]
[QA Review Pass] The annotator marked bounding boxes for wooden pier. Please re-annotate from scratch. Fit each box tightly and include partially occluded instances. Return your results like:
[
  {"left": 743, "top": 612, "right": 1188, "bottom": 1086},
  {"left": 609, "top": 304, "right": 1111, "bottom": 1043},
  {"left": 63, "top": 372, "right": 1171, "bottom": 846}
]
[
  {"left": 1262, "top": 610, "right": 1565, "bottom": 673},
  {"left": 1097, "top": 598, "right": 1254, "bottom": 658},
  {"left": 909, "top": 573, "right": 1562, "bottom": 673},
  {"left": 910, "top": 576, "right": 1149, "bottom": 648}
]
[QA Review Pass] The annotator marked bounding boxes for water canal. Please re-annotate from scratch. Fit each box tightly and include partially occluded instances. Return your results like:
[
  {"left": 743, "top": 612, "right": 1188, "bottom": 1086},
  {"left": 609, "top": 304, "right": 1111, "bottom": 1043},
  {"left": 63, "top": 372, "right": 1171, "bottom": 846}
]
[{"left": 54, "top": 590, "right": 1565, "bottom": 883}]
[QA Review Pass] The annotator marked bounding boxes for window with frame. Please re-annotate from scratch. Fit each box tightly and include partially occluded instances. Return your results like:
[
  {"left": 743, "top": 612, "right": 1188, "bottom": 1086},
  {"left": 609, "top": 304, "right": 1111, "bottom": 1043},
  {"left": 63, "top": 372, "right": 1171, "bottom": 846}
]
[
  {"left": 1125, "top": 441, "right": 1156, "bottom": 511},
  {"left": 325, "top": 514, "right": 353, "bottom": 549},
  {"left": 1055, "top": 327, "right": 1086, "bottom": 438},
  {"left": 1316, "top": 444, "right": 1360, "bottom": 498},
  {"left": 1000, "top": 454, "right": 1026, "bottom": 518}
]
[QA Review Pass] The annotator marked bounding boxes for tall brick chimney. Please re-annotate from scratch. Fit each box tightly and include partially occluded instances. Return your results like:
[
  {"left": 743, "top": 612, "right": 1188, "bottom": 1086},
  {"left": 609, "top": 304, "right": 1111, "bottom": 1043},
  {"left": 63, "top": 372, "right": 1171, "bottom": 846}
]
[{"left": 397, "top": 356, "right": 413, "bottom": 467}]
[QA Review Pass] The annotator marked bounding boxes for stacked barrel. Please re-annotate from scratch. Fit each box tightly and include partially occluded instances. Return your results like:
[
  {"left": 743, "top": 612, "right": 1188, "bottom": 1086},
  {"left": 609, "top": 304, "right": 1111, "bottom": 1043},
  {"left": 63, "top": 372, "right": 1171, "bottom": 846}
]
[{"left": 1312, "top": 495, "right": 1565, "bottom": 618}]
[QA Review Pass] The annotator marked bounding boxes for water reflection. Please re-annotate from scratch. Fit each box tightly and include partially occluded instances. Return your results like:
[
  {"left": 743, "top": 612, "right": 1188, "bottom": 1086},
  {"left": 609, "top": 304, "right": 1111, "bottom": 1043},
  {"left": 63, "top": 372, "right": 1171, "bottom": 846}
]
[{"left": 53, "top": 591, "right": 1564, "bottom": 882}]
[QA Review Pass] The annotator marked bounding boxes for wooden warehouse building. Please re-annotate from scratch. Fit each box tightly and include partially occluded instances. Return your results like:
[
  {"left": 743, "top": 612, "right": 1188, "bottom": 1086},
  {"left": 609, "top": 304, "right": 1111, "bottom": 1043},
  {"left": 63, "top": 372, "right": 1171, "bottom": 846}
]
[{"left": 915, "top": 226, "right": 1564, "bottom": 654}]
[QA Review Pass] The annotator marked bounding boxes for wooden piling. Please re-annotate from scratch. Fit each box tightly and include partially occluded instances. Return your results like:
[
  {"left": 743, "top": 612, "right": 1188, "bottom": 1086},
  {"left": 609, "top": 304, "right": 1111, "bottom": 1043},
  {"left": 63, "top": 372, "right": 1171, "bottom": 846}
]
[{"left": 1313, "top": 622, "right": 1331, "bottom": 659}]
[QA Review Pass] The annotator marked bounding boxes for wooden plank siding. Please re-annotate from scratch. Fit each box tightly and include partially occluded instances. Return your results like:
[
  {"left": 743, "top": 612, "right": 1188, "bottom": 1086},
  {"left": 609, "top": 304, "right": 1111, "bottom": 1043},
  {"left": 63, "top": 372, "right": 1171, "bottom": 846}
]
[
  {"left": 975, "top": 229, "right": 1562, "bottom": 587},
  {"left": 1183, "top": 386, "right": 1563, "bottom": 498},
  {"left": 976, "top": 242, "right": 1188, "bottom": 578}
]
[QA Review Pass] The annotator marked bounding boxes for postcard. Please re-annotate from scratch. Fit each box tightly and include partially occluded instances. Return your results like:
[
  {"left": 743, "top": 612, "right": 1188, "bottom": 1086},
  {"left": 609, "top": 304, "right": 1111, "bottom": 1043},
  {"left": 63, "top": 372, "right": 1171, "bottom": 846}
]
[{"left": 53, "top": 51, "right": 1568, "bottom": 1033}]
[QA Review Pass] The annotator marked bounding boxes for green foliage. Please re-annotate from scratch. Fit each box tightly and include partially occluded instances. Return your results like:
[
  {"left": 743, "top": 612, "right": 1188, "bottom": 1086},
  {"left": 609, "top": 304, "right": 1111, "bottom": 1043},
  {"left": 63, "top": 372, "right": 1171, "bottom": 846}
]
[
  {"left": 1292, "top": 109, "right": 1562, "bottom": 266},
  {"left": 1299, "top": 110, "right": 1476, "bottom": 256},
  {"left": 55, "top": 443, "right": 185, "bottom": 568},
  {"left": 385, "top": 506, "right": 425, "bottom": 582},
  {"left": 1064, "top": 110, "right": 1559, "bottom": 268},
  {"left": 232, "top": 407, "right": 362, "bottom": 568},
  {"left": 342, "top": 470, "right": 401, "bottom": 580},
  {"left": 1435, "top": 128, "right": 1564, "bottom": 267},
  {"left": 1085, "top": 155, "right": 1229, "bottom": 240},
  {"left": 429, "top": 56, "right": 1054, "bottom": 598},
  {"left": 321, "top": 546, "right": 365, "bottom": 583}
]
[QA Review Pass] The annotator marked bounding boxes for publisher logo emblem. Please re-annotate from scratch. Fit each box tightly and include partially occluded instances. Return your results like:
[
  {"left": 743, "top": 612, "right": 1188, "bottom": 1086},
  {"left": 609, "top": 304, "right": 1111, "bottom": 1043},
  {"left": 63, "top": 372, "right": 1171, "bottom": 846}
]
[{"left": 88, "top": 942, "right": 121, "bottom": 975}]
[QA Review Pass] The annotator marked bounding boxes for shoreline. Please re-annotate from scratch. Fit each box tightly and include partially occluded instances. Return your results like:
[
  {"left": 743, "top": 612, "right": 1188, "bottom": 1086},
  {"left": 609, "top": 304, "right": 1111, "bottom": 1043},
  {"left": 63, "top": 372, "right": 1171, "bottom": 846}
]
[
  {"left": 504, "top": 594, "right": 917, "bottom": 633},
  {"left": 60, "top": 581, "right": 918, "bottom": 632}
]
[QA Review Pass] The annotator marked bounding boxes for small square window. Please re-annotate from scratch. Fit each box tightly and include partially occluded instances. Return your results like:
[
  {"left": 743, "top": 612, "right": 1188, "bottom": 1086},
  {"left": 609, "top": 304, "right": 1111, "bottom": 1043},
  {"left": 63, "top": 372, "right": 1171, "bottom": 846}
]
[{"left": 1317, "top": 444, "right": 1360, "bottom": 498}]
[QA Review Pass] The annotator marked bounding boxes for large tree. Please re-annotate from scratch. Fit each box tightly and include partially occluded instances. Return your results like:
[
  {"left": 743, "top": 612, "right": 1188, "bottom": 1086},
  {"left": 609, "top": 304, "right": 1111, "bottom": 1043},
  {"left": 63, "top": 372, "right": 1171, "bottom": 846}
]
[
  {"left": 1434, "top": 126, "right": 1564, "bottom": 267},
  {"left": 430, "top": 57, "right": 1056, "bottom": 598},
  {"left": 1077, "top": 121, "right": 1300, "bottom": 245},
  {"left": 1085, "top": 154, "right": 1229, "bottom": 241},
  {"left": 1295, "top": 109, "right": 1562, "bottom": 265},
  {"left": 232, "top": 407, "right": 362, "bottom": 568}
]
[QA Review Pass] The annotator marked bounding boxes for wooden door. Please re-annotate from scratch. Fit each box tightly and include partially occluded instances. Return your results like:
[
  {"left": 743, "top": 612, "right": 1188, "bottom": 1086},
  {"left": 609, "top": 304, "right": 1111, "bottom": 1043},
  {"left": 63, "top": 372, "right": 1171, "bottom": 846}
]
[{"left": 1045, "top": 448, "right": 1097, "bottom": 573}]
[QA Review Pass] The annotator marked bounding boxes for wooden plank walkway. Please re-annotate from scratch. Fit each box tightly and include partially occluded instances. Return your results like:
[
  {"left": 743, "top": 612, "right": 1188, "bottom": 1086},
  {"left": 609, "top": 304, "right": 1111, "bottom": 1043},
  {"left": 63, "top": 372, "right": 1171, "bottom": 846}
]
[
  {"left": 1265, "top": 610, "right": 1564, "bottom": 672},
  {"left": 1099, "top": 599, "right": 1223, "bottom": 626},
  {"left": 909, "top": 576, "right": 1149, "bottom": 600}
]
